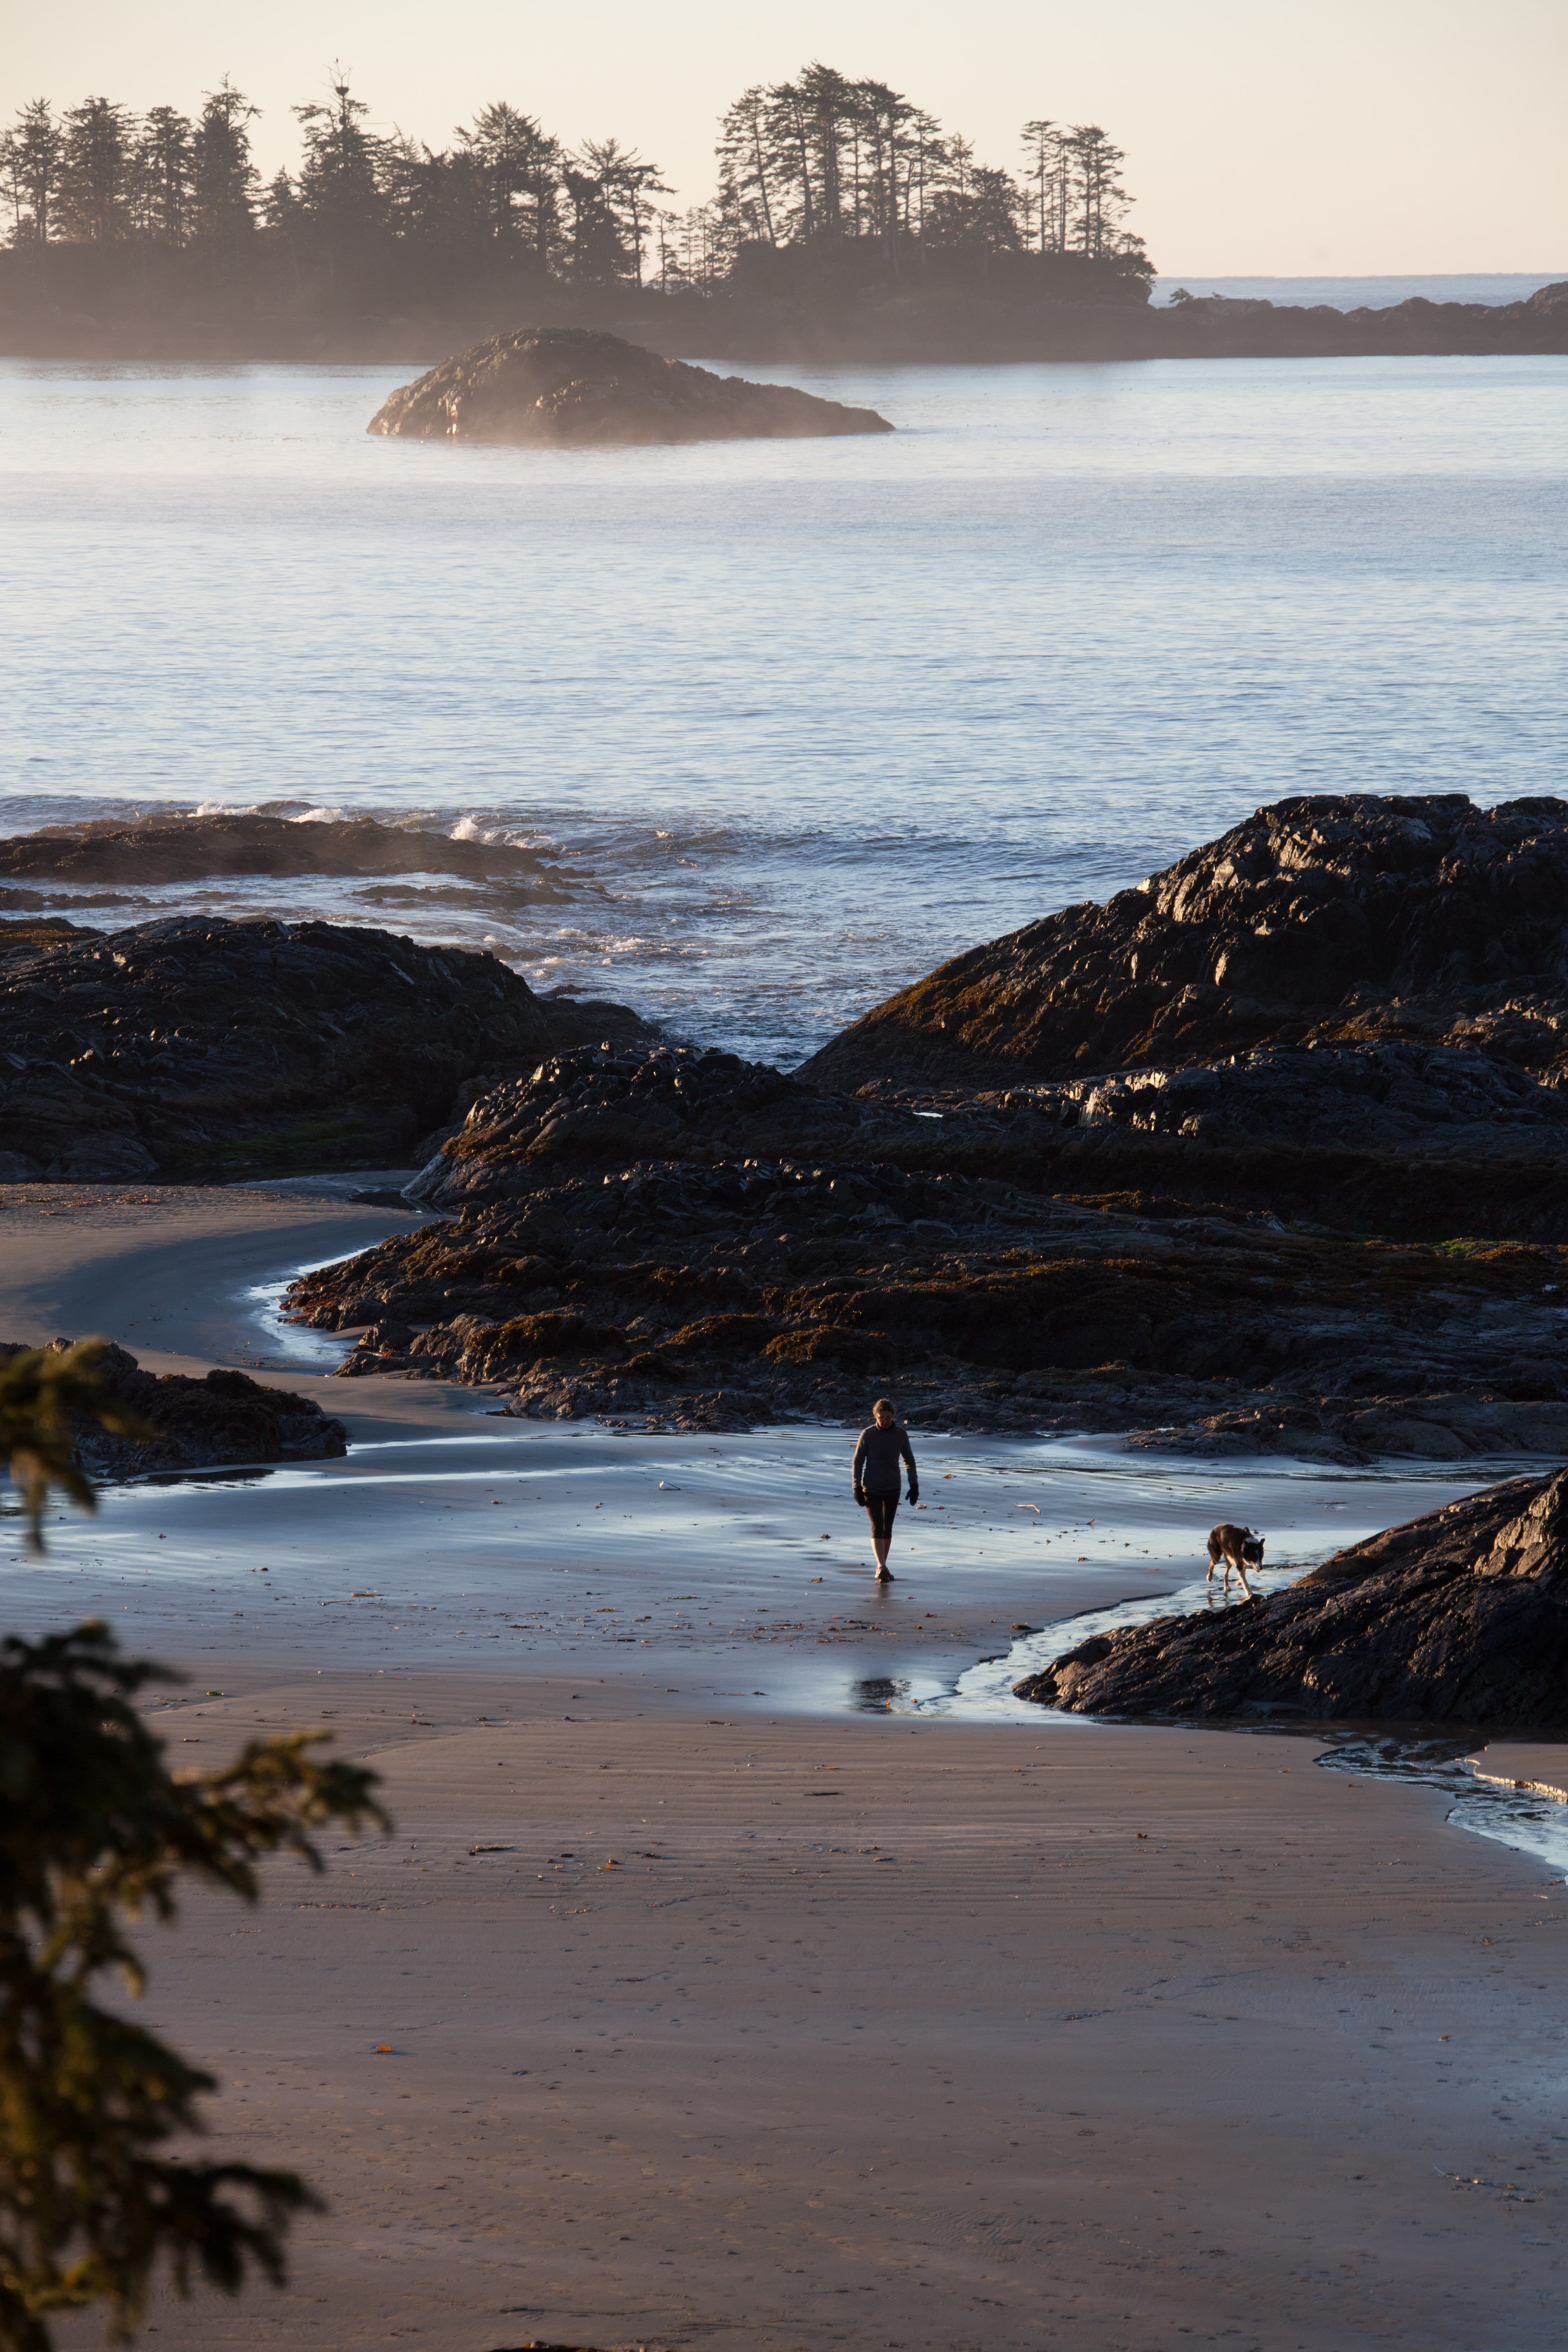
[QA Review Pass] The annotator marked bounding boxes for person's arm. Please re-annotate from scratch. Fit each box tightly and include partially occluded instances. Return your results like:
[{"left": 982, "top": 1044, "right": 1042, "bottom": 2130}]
[
  {"left": 901, "top": 1431, "right": 918, "bottom": 1504},
  {"left": 852, "top": 1430, "right": 868, "bottom": 1503}
]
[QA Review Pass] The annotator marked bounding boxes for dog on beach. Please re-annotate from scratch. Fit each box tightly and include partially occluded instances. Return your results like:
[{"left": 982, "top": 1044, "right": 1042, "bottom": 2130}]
[{"left": 1206, "top": 1522, "right": 1265, "bottom": 1599}]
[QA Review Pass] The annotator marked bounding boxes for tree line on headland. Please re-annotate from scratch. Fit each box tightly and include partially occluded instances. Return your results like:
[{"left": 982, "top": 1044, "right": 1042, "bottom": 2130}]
[{"left": 0, "top": 66, "right": 1151, "bottom": 321}]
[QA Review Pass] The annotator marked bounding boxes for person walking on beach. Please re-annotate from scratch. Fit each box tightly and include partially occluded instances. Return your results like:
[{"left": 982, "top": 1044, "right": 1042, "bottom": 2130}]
[{"left": 853, "top": 1398, "right": 919, "bottom": 1582}]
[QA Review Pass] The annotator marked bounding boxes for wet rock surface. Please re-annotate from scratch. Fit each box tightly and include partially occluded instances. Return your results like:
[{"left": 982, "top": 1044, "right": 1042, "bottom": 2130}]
[
  {"left": 285, "top": 1062, "right": 1568, "bottom": 1447},
  {"left": 1, "top": 1338, "right": 347, "bottom": 1479},
  {"left": 1015, "top": 1470, "right": 1568, "bottom": 1728},
  {"left": 0, "top": 913, "right": 650, "bottom": 1182},
  {"left": 367, "top": 327, "right": 893, "bottom": 446}
]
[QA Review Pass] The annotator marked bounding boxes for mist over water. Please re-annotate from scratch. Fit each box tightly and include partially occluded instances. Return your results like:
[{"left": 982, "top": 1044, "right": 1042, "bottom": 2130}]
[{"left": 4, "top": 350, "right": 1563, "bottom": 1066}]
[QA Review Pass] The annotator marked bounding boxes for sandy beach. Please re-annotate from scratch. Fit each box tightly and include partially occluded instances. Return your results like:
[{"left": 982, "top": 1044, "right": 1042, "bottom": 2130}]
[{"left": 6, "top": 1184, "right": 1567, "bottom": 2350}]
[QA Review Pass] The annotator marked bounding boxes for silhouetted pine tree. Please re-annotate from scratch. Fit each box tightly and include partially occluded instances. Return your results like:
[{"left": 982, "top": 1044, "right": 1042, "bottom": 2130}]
[
  {"left": 0, "top": 65, "right": 1153, "bottom": 310},
  {"left": 58, "top": 96, "right": 135, "bottom": 244}
]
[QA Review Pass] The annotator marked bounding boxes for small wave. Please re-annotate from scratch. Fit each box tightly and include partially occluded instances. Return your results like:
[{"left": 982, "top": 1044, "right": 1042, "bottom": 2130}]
[{"left": 0, "top": 790, "right": 1160, "bottom": 1064}]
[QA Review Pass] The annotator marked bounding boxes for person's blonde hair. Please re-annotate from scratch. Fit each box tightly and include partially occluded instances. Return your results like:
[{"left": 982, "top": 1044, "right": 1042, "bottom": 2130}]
[{"left": 873, "top": 1397, "right": 896, "bottom": 1418}]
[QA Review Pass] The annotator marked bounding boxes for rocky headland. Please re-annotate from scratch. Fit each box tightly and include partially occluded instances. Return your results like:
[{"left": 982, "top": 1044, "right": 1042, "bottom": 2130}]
[
  {"left": 366, "top": 327, "right": 893, "bottom": 446},
  {"left": 0, "top": 1338, "right": 347, "bottom": 1479},
  {"left": 1014, "top": 1469, "right": 1568, "bottom": 1728},
  {"left": 0, "top": 911, "right": 650, "bottom": 1182}
]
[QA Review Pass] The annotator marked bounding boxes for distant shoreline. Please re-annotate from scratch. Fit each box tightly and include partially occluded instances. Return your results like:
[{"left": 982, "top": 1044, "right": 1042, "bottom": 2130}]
[
  {"left": 1151, "top": 270, "right": 1567, "bottom": 306},
  {"left": 4, "top": 279, "right": 1564, "bottom": 369}
]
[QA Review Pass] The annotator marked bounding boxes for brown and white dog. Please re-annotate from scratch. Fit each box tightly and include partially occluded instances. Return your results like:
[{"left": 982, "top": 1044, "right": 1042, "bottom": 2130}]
[{"left": 1206, "top": 1522, "right": 1265, "bottom": 1599}]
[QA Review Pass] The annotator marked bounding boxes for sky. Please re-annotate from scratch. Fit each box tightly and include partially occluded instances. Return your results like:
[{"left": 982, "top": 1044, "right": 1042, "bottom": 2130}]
[{"left": 5, "top": 0, "right": 1566, "bottom": 276}]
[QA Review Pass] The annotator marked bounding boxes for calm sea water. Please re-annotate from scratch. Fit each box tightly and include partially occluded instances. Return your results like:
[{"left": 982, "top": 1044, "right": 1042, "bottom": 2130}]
[{"left": 3, "top": 350, "right": 1563, "bottom": 1065}]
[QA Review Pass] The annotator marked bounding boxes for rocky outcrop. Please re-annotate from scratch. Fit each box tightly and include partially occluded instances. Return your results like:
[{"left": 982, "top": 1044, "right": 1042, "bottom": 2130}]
[
  {"left": 1014, "top": 1470, "right": 1568, "bottom": 1728},
  {"left": 284, "top": 1095, "right": 1568, "bottom": 1445},
  {"left": 0, "top": 914, "right": 650, "bottom": 1182},
  {"left": 367, "top": 328, "right": 893, "bottom": 446},
  {"left": 805, "top": 794, "right": 1568, "bottom": 1089},
  {"left": 800, "top": 793, "right": 1568, "bottom": 1241},
  {"left": 0, "top": 809, "right": 581, "bottom": 898},
  {"left": 404, "top": 1043, "right": 955, "bottom": 1210},
  {"left": 1044, "top": 1040, "right": 1568, "bottom": 1158},
  {"left": 402, "top": 1030, "right": 1568, "bottom": 1246},
  {"left": 1, "top": 1339, "right": 347, "bottom": 1478},
  {"left": 294, "top": 1151, "right": 1103, "bottom": 1430}
]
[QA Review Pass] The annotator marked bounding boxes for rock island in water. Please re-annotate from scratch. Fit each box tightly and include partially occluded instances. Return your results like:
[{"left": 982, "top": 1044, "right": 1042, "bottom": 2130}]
[{"left": 366, "top": 326, "right": 894, "bottom": 446}]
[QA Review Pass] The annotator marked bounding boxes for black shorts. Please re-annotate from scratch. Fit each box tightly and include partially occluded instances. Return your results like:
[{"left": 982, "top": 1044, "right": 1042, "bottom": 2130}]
[{"left": 863, "top": 1493, "right": 898, "bottom": 1541}]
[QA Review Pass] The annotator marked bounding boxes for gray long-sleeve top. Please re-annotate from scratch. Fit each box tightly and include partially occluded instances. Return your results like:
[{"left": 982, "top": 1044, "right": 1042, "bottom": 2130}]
[{"left": 853, "top": 1422, "right": 918, "bottom": 1500}]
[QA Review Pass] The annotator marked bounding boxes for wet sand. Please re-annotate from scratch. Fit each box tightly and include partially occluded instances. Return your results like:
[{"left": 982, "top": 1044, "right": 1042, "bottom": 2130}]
[
  {"left": 0, "top": 1185, "right": 1499, "bottom": 1708},
  {"left": 51, "top": 1681, "right": 1568, "bottom": 2352},
  {"left": 7, "top": 1186, "right": 1568, "bottom": 2349}
]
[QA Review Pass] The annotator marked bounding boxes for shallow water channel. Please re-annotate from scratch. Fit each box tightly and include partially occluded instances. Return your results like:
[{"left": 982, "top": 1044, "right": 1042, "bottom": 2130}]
[{"left": 8, "top": 1400, "right": 1562, "bottom": 1872}]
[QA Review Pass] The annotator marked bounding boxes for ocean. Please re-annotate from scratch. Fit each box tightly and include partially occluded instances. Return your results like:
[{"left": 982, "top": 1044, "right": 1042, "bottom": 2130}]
[{"left": 4, "top": 342, "right": 1564, "bottom": 1067}]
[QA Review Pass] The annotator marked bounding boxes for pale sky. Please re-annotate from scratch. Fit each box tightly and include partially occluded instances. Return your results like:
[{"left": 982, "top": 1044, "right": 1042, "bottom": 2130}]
[{"left": 7, "top": 0, "right": 1565, "bottom": 275}]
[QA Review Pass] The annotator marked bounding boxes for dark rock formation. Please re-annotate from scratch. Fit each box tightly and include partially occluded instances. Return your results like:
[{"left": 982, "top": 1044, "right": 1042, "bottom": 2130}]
[
  {"left": 1014, "top": 1469, "right": 1568, "bottom": 1728},
  {"left": 984, "top": 1042, "right": 1568, "bottom": 1242},
  {"left": 404, "top": 1043, "right": 953, "bottom": 1211},
  {"left": 0, "top": 914, "right": 650, "bottom": 1182},
  {"left": 803, "top": 793, "right": 1568, "bottom": 1241},
  {"left": 294, "top": 1150, "right": 1098, "bottom": 1429},
  {"left": 0, "top": 917, "right": 85, "bottom": 957},
  {"left": 1041, "top": 1040, "right": 1568, "bottom": 1158},
  {"left": 0, "top": 810, "right": 601, "bottom": 1007},
  {"left": 1, "top": 1339, "right": 347, "bottom": 1478},
  {"left": 0, "top": 809, "right": 580, "bottom": 894},
  {"left": 284, "top": 1087, "right": 1568, "bottom": 1446},
  {"left": 402, "top": 1032, "right": 1568, "bottom": 1252},
  {"left": 807, "top": 793, "right": 1568, "bottom": 1091},
  {"left": 148, "top": 782, "right": 1568, "bottom": 1448},
  {"left": 367, "top": 328, "right": 893, "bottom": 446}
]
